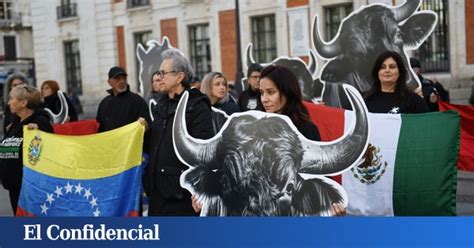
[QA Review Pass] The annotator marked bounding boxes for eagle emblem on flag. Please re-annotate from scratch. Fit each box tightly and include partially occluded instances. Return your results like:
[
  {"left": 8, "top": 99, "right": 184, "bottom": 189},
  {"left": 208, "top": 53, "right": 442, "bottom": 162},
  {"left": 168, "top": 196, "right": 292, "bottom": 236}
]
[
  {"left": 351, "top": 143, "right": 388, "bottom": 185},
  {"left": 27, "top": 134, "right": 42, "bottom": 166}
]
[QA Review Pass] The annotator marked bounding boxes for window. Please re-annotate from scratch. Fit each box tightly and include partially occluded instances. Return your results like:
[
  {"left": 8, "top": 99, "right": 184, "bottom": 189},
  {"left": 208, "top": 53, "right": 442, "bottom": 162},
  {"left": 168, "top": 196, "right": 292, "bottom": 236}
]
[
  {"left": 57, "top": 0, "right": 77, "bottom": 19},
  {"left": 251, "top": 14, "right": 277, "bottom": 62},
  {"left": 324, "top": 4, "right": 353, "bottom": 40},
  {"left": 414, "top": 0, "right": 449, "bottom": 72},
  {"left": 127, "top": 0, "right": 149, "bottom": 9},
  {"left": 189, "top": 24, "right": 211, "bottom": 80},
  {"left": 134, "top": 31, "right": 152, "bottom": 91},
  {"left": 0, "top": 1, "right": 12, "bottom": 20},
  {"left": 3, "top": 36, "right": 16, "bottom": 61},
  {"left": 64, "top": 40, "right": 82, "bottom": 94}
]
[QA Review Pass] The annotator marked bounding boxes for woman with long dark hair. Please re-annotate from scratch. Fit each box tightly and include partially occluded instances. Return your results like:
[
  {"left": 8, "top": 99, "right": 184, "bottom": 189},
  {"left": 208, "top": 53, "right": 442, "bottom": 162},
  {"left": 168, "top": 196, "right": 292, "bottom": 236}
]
[
  {"left": 365, "top": 51, "right": 428, "bottom": 114},
  {"left": 259, "top": 65, "right": 320, "bottom": 140}
]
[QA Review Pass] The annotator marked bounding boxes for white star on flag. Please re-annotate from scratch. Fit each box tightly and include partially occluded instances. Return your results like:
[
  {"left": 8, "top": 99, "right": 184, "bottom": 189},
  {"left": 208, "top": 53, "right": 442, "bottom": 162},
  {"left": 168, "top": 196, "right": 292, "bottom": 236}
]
[
  {"left": 93, "top": 208, "right": 100, "bottom": 217},
  {"left": 90, "top": 197, "right": 98, "bottom": 208},
  {"left": 54, "top": 186, "right": 63, "bottom": 197},
  {"left": 75, "top": 183, "right": 84, "bottom": 194},
  {"left": 40, "top": 203, "right": 49, "bottom": 214},
  {"left": 64, "top": 182, "right": 74, "bottom": 193},
  {"left": 46, "top": 193, "right": 55, "bottom": 204},
  {"left": 83, "top": 188, "right": 92, "bottom": 200}
]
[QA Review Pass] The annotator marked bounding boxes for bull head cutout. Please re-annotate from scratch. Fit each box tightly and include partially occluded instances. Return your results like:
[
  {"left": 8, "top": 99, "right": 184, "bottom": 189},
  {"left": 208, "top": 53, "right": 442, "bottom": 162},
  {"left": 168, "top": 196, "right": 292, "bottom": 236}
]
[
  {"left": 245, "top": 44, "right": 323, "bottom": 101},
  {"left": 136, "top": 37, "right": 170, "bottom": 97},
  {"left": 312, "top": 0, "right": 437, "bottom": 109},
  {"left": 173, "top": 85, "right": 370, "bottom": 216},
  {"left": 44, "top": 91, "right": 69, "bottom": 124}
]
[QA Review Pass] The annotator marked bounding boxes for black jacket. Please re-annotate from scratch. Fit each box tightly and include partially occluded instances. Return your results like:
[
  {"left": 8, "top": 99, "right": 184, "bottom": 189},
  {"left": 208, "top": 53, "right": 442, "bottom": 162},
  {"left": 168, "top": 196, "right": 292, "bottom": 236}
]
[
  {"left": 0, "top": 109, "right": 53, "bottom": 191},
  {"left": 144, "top": 88, "right": 214, "bottom": 215},
  {"left": 365, "top": 91, "right": 429, "bottom": 114},
  {"left": 43, "top": 93, "right": 78, "bottom": 122},
  {"left": 96, "top": 86, "right": 150, "bottom": 132},
  {"left": 238, "top": 87, "right": 264, "bottom": 111},
  {"left": 214, "top": 97, "right": 240, "bottom": 116}
]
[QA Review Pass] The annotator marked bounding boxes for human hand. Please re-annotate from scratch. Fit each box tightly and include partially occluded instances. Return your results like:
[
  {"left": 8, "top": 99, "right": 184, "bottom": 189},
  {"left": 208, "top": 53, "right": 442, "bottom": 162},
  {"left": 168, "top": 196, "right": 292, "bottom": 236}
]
[
  {"left": 191, "top": 195, "right": 202, "bottom": 213},
  {"left": 27, "top": 123, "right": 39, "bottom": 130},
  {"left": 138, "top": 117, "right": 148, "bottom": 130},
  {"left": 429, "top": 92, "right": 438, "bottom": 103},
  {"left": 330, "top": 203, "right": 346, "bottom": 216}
]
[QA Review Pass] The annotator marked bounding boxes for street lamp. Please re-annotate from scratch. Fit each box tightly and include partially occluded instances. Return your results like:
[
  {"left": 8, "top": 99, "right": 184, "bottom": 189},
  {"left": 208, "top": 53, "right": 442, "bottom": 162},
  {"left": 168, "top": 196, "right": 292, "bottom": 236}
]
[{"left": 234, "top": 0, "right": 245, "bottom": 94}]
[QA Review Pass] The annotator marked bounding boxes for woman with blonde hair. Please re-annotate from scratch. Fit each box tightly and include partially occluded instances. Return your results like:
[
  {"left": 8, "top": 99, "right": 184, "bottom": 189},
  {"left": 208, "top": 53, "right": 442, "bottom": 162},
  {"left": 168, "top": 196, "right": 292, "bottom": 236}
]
[
  {"left": 200, "top": 72, "right": 240, "bottom": 115},
  {"left": 0, "top": 85, "right": 53, "bottom": 214}
]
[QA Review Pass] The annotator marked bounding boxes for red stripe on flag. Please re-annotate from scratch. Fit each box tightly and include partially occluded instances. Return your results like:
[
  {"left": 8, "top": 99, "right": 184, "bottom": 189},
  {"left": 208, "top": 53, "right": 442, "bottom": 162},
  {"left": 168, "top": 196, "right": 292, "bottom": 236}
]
[
  {"left": 439, "top": 101, "right": 474, "bottom": 171},
  {"left": 53, "top": 119, "right": 99, "bottom": 135},
  {"left": 16, "top": 207, "right": 35, "bottom": 217},
  {"left": 126, "top": 210, "right": 140, "bottom": 217},
  {"left": 303, "top": 101, "right": 345, "bottom": 183}
]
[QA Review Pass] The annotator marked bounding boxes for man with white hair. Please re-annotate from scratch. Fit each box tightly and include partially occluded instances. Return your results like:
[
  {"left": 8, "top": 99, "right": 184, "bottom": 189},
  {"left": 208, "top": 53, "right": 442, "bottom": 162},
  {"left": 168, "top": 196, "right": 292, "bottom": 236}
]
[{"left": 144, "top": 50, "right": 213, "bottom": 216}]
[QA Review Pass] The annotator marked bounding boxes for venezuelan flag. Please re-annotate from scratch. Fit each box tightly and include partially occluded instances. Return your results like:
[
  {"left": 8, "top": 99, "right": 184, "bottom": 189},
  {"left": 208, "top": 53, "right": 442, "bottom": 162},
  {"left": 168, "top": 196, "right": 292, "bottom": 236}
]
[{"left": 17, "top": 122, "right": 145, "bottom": 217}]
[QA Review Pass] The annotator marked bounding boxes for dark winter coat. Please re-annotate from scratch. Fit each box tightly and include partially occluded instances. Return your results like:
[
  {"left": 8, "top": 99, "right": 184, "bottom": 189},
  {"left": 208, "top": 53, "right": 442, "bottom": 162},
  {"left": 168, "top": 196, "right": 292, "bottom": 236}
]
[{"left": 144, "top": 88, "right": 213, "bottom": 216}]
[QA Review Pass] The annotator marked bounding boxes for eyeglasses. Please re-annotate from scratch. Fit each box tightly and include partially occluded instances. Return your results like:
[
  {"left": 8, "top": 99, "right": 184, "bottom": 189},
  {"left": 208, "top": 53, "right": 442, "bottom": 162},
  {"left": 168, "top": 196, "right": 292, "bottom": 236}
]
[{"left": 158, "top": 70, "right": 180, "bottom": 78}]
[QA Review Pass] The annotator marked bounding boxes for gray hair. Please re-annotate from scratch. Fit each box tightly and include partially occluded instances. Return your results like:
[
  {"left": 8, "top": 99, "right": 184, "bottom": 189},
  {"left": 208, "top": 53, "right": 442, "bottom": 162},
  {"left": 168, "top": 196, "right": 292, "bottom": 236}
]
[
  {"left": 201, "top": 72, "right": 229, "bottom": 104},
  {"left": 10, "top": 85, "right": 42, "bottom": 110},
  {"left": 162, "top": 49, "right": 195, "bottom": 87}
]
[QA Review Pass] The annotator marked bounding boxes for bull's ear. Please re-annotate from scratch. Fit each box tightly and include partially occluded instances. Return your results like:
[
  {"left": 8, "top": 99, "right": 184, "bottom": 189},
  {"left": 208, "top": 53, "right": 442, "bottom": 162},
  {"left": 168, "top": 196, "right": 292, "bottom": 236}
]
[
  {"left": 183, "top": 166, "right": 221, "bottom": 197},
  {"left": 291, "top": 177, "right": 345, "bottom": 216},
  {"left": 200, "top": 195, "right": 227, "bottom": 216},
  {"left": 400, "top": 13, "right": 437, "bottom": 49},
  {"left": 137, "top": 43, "right": 146, "bottom": 60}
]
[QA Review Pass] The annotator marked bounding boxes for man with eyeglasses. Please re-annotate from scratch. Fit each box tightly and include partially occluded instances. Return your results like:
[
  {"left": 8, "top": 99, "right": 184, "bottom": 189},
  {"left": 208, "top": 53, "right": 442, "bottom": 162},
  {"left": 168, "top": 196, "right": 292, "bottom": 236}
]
[
  {"left": 238, "top": 63, "right": 264, "bottom": 111},
  {"left": 96, "top": 66, "right": 150, "bottom": 132},
  {"left": 143, "top": 49, "right": 213, "bottom": 216}
]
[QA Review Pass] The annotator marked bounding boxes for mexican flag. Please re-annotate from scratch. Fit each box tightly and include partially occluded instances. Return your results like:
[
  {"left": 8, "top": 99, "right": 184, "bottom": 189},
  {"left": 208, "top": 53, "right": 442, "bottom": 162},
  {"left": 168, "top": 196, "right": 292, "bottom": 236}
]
[{"left": 304, "top": 102, "right": 459, "bottom": 216}]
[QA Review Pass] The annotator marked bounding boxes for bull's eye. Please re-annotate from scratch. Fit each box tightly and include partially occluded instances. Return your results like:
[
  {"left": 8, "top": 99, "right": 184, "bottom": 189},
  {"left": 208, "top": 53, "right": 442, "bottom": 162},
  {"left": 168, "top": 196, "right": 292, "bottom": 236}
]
[{"left": 285, "top": 183, "right": 294, "bottom": 193}]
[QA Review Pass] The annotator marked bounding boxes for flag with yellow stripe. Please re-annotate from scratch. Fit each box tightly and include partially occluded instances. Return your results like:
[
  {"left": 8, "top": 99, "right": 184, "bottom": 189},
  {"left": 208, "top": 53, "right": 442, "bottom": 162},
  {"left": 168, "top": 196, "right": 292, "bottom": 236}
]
[{"left": 17, "top": 122, "right": 144, "bottom": 216}]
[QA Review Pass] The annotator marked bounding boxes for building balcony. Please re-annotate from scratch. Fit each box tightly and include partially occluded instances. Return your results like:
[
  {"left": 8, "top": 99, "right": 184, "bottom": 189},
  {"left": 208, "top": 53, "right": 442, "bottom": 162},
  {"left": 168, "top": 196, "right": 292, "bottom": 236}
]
[
  {"left": 0, "top": 12, "right": 22, "bottom": 28},
  {"left": 57, "top": 3, "right": 77, "bottom": 20}
]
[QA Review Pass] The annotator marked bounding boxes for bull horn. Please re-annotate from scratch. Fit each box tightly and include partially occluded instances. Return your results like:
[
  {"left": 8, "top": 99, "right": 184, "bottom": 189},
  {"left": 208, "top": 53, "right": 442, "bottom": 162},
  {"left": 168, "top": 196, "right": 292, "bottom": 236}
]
[
  {"left": 148, "top": 99, "right": 157, "bottom": 122},
  {"left": 245, "top": 43, "right": 256, "bottom": 68},
  {"left": 312, "top": 15, "right": 341, "bottom": 59},
  {"left": 44, "top": 91, "right": 69, "bottom": 124},
  {"left": 299, "top": 85, "right": 369, "bottom": 175},
  {"left": 393, "top": 0, "right": 420, "bottom": 22},
  {"left": 173, "top": 91, "right": 222, "bottom": 167},
  {"left": 307, "top": 50, "right": 317, "bottom": 76}
]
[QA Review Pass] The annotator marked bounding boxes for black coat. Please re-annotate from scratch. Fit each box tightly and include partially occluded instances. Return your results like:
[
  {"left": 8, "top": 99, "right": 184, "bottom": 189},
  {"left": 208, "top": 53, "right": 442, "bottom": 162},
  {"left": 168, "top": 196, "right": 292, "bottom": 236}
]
[
  {"left": 238, "top": 87, "right": 264, "bottom": 111},
  {"left": 0, "top": 109, "right": 53, "bottom": 213},
  {"left": 96, "top": 87, "right": 151, "bottom": 132},
  {"left": 144, "top": 88, "right": 214, "bottom": 216}
]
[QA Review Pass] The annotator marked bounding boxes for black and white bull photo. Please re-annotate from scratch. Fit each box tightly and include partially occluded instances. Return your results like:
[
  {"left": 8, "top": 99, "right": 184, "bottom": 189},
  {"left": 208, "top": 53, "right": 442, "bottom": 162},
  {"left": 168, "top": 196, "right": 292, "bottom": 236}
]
[
  {"left": 172, "top": 85, "right": 370, "bottom": 216},
  {"left": 312, "top": 0, "right": 437, "bottom": 109},
  {"left": 136, "top": 37, "right": 170, "bottom": 115},
  {"left": 245, "top": 44, "right": 323, "bottom": 102}
]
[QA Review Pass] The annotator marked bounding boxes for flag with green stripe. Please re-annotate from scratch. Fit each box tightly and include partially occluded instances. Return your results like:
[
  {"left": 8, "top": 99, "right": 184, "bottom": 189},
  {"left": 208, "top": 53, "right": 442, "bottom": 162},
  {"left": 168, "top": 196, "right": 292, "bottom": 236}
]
[
  {"left": 342, "top": 111, "right": 459, "bottom": 216},
  {"left": 303, "top": 102, "right": 459, "bottom": 216}
]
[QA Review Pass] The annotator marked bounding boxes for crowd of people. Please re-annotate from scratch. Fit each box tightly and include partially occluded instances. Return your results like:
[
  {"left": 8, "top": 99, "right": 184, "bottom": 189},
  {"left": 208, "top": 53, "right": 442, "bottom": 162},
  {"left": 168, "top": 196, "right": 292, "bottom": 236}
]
[{"left": 0, "top": 49, "right": 452, "bottom": 216}]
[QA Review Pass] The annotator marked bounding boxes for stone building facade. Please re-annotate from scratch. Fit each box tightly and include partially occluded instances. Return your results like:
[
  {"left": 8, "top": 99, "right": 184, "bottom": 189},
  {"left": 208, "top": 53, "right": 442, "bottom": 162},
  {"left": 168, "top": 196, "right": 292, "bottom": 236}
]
[{"left": 29, "top": 0, "right": 473, "bottom": 116}]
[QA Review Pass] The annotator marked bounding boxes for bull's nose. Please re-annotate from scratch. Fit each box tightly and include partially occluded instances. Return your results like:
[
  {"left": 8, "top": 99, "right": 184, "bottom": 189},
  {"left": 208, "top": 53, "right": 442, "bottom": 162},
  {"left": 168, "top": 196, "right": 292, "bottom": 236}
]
[{"left": 277, "top": 195, "right": 292, "bottom": 216}]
